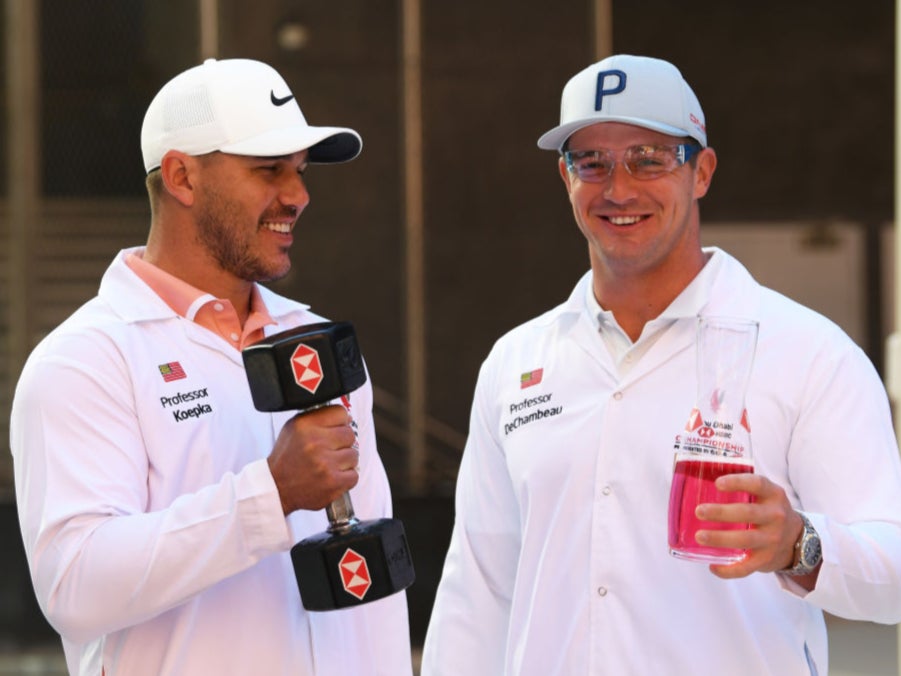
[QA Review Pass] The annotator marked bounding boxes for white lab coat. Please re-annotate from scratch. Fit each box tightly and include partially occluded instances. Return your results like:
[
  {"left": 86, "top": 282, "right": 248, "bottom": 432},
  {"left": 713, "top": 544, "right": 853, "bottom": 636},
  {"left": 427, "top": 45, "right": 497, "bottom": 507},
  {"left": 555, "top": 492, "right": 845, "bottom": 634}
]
[
  {"left": 422, "top": 248, "right": 901, "bottom": 676},
  {"left": 11, "top": 248, "right": 412, "bottom": 676}
]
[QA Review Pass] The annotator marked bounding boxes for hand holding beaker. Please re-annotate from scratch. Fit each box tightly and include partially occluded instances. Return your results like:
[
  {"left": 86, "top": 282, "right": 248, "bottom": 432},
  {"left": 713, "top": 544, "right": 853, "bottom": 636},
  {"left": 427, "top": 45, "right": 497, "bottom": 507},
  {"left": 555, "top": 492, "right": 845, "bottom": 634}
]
[{"left": 667, "top": 316, "right": 759, "bottom": 564}]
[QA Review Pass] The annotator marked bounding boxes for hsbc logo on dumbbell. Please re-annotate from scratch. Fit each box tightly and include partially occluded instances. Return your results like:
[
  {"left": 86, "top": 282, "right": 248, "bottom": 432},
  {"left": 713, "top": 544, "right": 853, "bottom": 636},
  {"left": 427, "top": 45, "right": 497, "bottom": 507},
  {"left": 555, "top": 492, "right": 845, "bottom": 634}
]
[
  {"left": 337, "top": 541, "right": 412, "bottom": 602},
  {"left": 339, "top": 548, "right": 372, "bottom": 600},
  {"left": 290, "top": 343, "right": 324, "bottom": 394}
]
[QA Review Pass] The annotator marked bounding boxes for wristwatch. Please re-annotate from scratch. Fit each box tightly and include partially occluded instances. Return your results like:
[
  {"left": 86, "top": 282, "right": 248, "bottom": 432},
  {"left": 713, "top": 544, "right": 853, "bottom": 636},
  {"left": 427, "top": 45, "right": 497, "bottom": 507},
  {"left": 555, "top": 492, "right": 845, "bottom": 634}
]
[{"left": 782, "top": 513, "right": 822, "bottom": 576}]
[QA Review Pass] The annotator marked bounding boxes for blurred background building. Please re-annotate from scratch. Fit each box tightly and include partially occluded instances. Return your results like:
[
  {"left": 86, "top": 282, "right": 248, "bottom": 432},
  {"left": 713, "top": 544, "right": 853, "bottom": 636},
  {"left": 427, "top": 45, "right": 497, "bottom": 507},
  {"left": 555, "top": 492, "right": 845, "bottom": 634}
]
[{"left": 0, "top": 0, "right": 898, "bottom": 673}]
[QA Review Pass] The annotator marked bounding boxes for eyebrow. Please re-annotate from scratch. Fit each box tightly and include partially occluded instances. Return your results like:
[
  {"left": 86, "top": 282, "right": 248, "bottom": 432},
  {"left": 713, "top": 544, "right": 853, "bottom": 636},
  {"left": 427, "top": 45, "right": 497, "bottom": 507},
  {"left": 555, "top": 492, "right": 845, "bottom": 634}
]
[{"left": 248, "top": 154, "right": 292, "bottom": 162}]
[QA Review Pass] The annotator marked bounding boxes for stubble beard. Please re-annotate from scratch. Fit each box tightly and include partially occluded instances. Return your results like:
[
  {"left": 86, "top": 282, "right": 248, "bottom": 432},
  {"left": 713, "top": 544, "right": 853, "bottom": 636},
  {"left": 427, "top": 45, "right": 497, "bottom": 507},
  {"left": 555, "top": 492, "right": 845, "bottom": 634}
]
[{"left": 195, "top": 186, "right": 291, "bottom": 283}]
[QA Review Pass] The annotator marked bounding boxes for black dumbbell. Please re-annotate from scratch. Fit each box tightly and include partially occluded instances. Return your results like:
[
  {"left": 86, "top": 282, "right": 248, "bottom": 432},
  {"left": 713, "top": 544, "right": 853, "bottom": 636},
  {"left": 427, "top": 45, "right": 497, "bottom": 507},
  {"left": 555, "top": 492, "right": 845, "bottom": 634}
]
[{"left": 242, "top": 321, "right": 415, "bottom": 610}]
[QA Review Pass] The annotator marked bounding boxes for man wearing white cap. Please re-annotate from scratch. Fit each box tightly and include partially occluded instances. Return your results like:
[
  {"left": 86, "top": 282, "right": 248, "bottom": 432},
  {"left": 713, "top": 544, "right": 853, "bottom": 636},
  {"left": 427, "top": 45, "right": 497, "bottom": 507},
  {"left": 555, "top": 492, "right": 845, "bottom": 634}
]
[
  {"left": 422, "top": 54, "right": 901, "bottom": 674},
  {"left": 11, "top": 59, "right": 412, "bottom": 675}
]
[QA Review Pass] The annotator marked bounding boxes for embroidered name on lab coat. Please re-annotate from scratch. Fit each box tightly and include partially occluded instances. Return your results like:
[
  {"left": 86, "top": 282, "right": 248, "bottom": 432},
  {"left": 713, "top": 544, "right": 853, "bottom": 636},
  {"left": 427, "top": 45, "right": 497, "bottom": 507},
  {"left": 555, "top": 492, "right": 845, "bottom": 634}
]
[
  {"left": 503, "top": 391, "right": 562, "bottom": 436},
  {"left": 160, "top": 387, "right": 213, "bottom": 423}
]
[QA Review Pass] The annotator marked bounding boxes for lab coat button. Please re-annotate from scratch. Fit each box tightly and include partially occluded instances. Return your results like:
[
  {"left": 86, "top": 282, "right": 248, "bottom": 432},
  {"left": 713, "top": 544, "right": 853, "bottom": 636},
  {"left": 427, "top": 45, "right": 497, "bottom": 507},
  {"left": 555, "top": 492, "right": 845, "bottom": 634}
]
[
  {"left": 602, "top": 485, "right": 611, "bottom": 496},
  {"left": 597, "top": 586, "right": 608, "bottom": 597},
  {"left": 613, "top": 391, "right": 623, "bottom": 400}
]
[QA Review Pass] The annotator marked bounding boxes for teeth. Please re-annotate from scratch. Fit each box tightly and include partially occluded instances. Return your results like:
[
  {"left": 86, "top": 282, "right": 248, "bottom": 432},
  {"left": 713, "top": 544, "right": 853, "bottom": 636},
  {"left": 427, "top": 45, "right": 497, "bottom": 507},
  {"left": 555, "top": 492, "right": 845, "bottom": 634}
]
[
  {"left": 608, "top": 216, "right": 642, "bottom": 225},
  {"left": 263, "top": 222, "right": 292, "bottom": 234}
]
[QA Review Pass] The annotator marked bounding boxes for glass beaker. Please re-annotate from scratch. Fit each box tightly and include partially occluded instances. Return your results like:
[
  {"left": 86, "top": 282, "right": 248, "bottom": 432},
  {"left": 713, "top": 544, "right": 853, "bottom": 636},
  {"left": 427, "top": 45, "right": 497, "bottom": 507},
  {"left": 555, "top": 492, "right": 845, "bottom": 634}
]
[{"left": 667, "top": 316, "right": 759, "bottom": 563}]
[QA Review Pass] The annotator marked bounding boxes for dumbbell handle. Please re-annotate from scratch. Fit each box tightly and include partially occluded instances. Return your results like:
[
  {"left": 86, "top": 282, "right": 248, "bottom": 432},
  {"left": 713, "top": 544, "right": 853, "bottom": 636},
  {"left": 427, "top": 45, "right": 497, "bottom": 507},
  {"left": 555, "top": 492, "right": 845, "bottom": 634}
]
[
  {"left": 291, "top": 400, "right": 359, "bottom": 533},
  {"left": 326, "top": 492, "right": 359, "bottom": 533}
]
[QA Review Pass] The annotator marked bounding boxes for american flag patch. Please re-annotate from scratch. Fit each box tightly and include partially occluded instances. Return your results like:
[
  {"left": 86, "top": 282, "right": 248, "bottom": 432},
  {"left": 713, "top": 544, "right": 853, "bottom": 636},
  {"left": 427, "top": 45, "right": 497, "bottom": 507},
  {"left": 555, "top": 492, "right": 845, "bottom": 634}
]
[
  {"left": 520, "top": 368, "right": 543, "bottom": 389},
  {"left": 159, "top": 362, "right": 186, "bottom": 382}
]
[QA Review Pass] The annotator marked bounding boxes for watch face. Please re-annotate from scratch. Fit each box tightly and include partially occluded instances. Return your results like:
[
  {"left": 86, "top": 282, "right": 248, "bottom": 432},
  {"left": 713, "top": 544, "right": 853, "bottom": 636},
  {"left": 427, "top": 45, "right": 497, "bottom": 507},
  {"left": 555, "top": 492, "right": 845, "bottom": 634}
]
[{"left": 802, "top": 534, "right": 822, "bottom": 567}]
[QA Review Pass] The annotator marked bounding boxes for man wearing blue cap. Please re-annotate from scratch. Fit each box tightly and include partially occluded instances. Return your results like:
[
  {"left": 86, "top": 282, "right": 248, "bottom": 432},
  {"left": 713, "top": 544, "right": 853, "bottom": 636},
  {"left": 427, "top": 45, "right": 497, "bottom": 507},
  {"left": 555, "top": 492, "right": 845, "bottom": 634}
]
[
  {"left": 422, "top": 54, "right": 901, "bottom": 675},
  {"left": 11, "top": 59, "right": 412, "bottom": 675}
]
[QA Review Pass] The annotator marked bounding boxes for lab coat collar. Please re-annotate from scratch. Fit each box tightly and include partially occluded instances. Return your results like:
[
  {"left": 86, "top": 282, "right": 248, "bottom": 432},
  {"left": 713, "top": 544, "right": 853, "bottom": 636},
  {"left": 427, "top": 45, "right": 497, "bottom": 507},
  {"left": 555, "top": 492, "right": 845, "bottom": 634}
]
[
  {"left": 561, "top": 247, "right": 761, "bottom": 325},
  {"left": 558, "top": 247, "right": 762, "bottom": 384}
]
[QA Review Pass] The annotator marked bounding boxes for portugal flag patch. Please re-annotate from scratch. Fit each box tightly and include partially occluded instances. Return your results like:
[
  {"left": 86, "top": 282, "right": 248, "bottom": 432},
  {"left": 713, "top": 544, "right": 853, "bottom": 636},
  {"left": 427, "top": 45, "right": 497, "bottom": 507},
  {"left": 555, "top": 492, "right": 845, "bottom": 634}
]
[{"left": 520, "top": 368, "right": 543, "bottom": 389}]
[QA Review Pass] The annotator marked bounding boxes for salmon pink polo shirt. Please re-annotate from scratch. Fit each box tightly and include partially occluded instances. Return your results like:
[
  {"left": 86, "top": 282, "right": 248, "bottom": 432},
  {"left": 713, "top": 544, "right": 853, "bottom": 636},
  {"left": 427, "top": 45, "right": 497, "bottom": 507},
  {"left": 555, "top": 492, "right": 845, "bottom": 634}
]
[{"left": 125, "top": 251, "right": 275, "bottom": 350}]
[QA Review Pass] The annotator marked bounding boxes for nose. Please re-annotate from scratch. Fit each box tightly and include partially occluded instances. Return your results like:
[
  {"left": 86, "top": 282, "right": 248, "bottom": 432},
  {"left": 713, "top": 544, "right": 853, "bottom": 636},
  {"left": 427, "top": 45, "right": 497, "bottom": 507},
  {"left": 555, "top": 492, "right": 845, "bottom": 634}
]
[
  {"left": 280, "top": 170, "right": 311, "bottom": 214},
  {"left": 602, "top": 162, "right": 637, "bottom": 203}
]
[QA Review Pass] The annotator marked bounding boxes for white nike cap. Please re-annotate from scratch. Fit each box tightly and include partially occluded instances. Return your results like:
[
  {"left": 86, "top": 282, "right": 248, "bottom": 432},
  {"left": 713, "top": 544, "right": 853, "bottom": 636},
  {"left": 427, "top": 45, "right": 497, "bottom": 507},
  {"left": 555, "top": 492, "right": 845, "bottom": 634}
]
[
  {"left": 537, "top": 54, "right": 707, "bottom": 152},
  {"left": 141, "top": 58, "right": 362, "bottom": 173}
]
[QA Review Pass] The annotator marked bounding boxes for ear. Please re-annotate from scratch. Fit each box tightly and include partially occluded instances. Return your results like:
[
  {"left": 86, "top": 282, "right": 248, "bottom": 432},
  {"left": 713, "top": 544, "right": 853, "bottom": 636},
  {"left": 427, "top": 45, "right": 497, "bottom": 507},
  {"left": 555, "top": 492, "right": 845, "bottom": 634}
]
[
  {"left": 159, "top": 151, "right": 198, "bottom": 207},
  {"left": 692, "top": 147, "right": 717, "bottom": 199},
  {"left": 557, "top": 156, "right": 574, "bottom": 195}
]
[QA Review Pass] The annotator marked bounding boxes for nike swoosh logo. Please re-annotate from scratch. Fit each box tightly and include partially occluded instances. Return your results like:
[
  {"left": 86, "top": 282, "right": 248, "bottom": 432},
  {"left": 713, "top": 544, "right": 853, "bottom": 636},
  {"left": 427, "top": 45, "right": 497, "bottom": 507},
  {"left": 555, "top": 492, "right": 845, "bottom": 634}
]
[{"left": 270, "top": 91, "right": 295, "bottom": 106}]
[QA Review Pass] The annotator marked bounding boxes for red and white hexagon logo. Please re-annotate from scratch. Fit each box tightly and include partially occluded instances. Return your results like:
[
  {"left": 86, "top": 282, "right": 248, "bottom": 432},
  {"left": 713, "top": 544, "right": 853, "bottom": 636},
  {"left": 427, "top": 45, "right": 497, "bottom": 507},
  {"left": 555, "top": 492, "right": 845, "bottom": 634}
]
[
  {"left": 290, "top": 343, "right": 323, "bottom": 394},
  {"left": 338, "top": 548, "right": 372, "bottom": 600}
]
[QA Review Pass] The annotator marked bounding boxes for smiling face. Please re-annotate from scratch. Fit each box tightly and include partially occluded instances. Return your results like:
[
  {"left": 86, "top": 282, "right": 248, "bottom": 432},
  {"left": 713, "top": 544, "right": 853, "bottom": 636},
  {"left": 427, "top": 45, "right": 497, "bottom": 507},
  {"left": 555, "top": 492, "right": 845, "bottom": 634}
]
[
  {"left": 192, "top": 150, "right": 311, "bottom": 283},
  {"left": 559, "top": 122, "right": 716, "bottom": 292}
]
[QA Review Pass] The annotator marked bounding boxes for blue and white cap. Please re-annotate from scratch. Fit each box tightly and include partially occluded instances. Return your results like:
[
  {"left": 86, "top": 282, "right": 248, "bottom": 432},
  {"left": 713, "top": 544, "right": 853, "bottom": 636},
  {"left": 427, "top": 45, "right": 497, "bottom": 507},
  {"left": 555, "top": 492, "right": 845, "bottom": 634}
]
[{"left": 537, "top": 54, "right": 707, "bottom": 152}]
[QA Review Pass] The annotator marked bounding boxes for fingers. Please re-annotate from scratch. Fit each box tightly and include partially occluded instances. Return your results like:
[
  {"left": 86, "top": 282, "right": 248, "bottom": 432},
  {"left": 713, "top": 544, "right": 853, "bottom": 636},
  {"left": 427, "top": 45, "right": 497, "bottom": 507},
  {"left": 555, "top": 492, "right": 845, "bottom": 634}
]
[
  {"left": 268, "top": 404, "right": 361, "bottom": 514},
  {"left": 695, "top": 500, "right": 756, "bottom": 525},
  {"left": 712, "top": 472, "right": 770, "bottom": 496},
  {"left": 332, "top": 446, "right": 362, "bottom": 475},
  {"left": 693, "top": 474, "right": 800, "bottom": 577},
  {"left": 297, "top": 403, "right": 352, "bottom": 430},
  {"left": 708, "top": 558, "right": 755, "bottom": 579}
]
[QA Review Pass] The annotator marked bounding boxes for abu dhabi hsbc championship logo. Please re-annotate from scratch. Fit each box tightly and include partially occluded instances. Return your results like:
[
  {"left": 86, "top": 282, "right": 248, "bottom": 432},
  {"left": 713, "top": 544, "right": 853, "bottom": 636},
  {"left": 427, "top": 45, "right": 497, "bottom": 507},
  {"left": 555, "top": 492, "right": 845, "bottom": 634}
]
[
  {"left": 290, "top": 343, "right": 323, "bottom": 394},
  {"left": 685, "top": 407, "right": 703, "bottom": 432},
  {"left": 685, "top": 407, "right": 716, "bottom": 438},
  {"left": 338, "top": 548, "right": 371, "bottom": 600}
]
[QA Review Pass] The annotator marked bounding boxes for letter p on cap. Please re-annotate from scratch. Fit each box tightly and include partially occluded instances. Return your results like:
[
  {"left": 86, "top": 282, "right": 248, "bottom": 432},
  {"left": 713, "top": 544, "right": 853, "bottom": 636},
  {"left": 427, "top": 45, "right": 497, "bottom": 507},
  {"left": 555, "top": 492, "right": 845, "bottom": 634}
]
[{"left": 595, "top": 69, "right": 626, "bottom": 111}]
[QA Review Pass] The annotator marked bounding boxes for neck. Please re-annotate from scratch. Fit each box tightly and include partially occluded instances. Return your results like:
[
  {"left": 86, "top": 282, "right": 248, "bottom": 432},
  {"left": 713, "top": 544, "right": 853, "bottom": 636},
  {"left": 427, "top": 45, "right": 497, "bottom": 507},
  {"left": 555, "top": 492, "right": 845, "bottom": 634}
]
[
  {"left": 593, "top": 249, "right": 709, "bottom": 342},
  {"left": 143, "top": 239, "right": 254, "bottom": 326}
]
